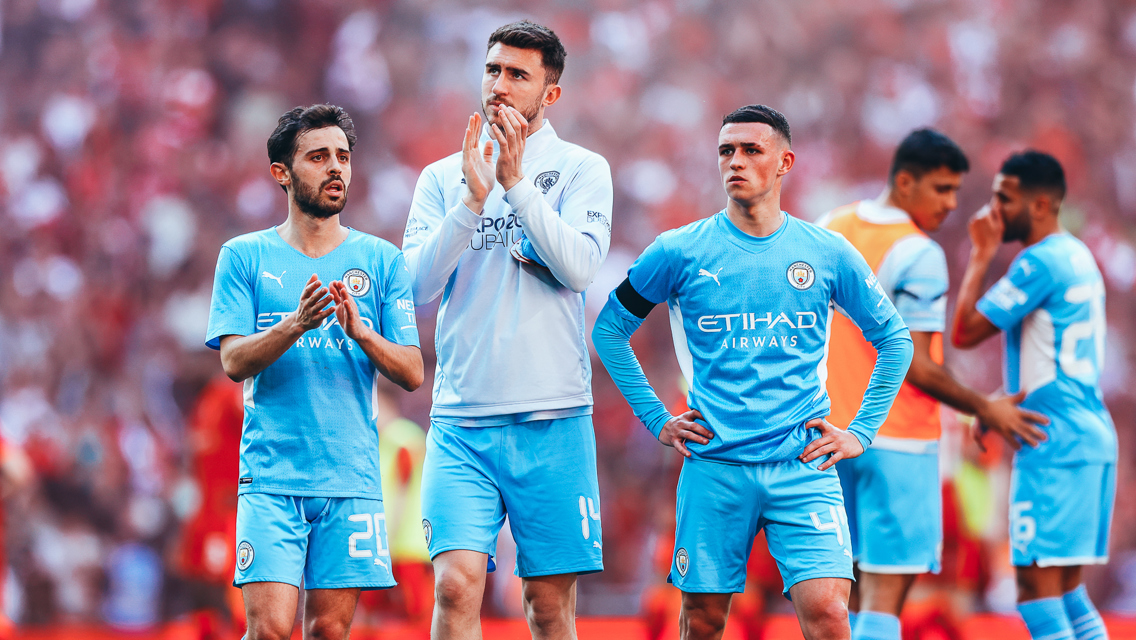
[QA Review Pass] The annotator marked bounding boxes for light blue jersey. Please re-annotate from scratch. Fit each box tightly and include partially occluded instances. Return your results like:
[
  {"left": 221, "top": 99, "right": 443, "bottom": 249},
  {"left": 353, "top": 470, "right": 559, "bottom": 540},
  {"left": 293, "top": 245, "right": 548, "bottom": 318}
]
[
  {"left": 977, "top": 233, "right": 1116, "bottom": 467},
  {"left": 597, "top": 211, "right": 912, "bottom": 464},
  {"left": 205, "top": 228, "right": 420, "bottom": 499}
]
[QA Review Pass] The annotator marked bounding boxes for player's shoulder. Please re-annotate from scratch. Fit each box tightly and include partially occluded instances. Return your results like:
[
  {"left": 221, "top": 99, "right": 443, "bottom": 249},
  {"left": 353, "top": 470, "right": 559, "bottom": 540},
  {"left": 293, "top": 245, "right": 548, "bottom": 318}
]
[
  {"left": 1020, "top": 233, "right": 1099, "bottom": 280},
  {"left": 814, "top": 201, "right": 861, "bottom": 229},
  {"left": 655, "top": 213, "right": 721, "bottom": 248},
  {"left": 420, "top": 151, "right": 463, "bottom": 180},
  {"left": 555, "top": 137, "right": 610, "bottom": 169},
  {"left": 788, "top": 213, "right": 855, "bottom": 250},
  {"left": 220, "top": 227, "right": 277, "bottom": 255}
]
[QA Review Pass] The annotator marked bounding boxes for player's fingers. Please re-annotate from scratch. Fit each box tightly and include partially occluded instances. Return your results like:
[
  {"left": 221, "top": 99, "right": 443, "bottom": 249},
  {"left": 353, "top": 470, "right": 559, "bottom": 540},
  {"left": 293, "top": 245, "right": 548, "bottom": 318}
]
[
  {"left": 1021, "top": 409, "right": 1050, "bottom": 426},
  {"left": 301, "top": 277, "right": 321, "bottom": 299},
  {"left": 817, "top": 450, "right": 842, "bottom": 471},
  {"left": 1016, "top": 423, "right": 1047, "bottom": 447},
  {"left": 687, "top": 423, "right": 714, "bottom": 440},
  {"left": 673, "top": 438, "right": 692, "bottom": 458},
  {"left": 798, "top": 437, "right": 832, "bottom": 460},
  {"left": 683, "top": 409, "right": 705, "bottom": 422},
  {"left": 680, "top": 428, "right": 710, "bottom": 445},
  {"left": 489, "top": 123, "right": 506, "bottom": 149},
  {"left": 482, "top": 140, "right": 494, "bottom": 163},
  {"left": 311, "top": 292, "right": 333, "bottom": 312}
]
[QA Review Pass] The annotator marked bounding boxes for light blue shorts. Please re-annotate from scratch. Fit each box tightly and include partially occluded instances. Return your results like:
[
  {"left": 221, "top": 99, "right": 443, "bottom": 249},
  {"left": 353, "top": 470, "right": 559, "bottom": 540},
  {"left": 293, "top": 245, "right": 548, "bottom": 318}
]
[
  {"left": 671, "top": 456, "right": 852, "bottom": 595},
  {"left": 233, "top": 493, "right": 395, "bottom": 590},
  {"left": 420, "top": 417, "right": 603, "bottom": 577},
  {"left": 1010, "top": 463, "right": 1115, "bottom": 567},
  {"left": 837, "top": 444, "right": 942, "bottom": 574}
]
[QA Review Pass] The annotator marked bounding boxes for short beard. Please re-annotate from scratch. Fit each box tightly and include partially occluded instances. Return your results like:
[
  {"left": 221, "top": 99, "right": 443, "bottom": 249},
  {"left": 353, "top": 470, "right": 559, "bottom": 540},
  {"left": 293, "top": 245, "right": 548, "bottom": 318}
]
[
  {"left": 292, "top": 174, "right": 347, "bottom": 219},
  {"left": 483, "top": 94, "right": 542, "bottom": 127},
  {"left": 1002, "top": 210, "right": 1031, "bottom": 243}
]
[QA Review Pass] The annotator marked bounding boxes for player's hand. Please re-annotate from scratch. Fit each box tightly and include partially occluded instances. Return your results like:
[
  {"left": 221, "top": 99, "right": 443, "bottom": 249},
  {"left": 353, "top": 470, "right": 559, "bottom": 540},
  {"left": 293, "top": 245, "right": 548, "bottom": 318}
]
[
  {"left": 968, "top": 204, "right": 1003, "bottom": 260},
  {"left": 329, "top": 280, "right": 370, "bottom": 342},
  {"left": 799, "top": 418, "right": 864, "bottom": 470},
  {"left": 490, "top": 106, "right": 527, "bottom": 192},
  {"left": 291, "top": 274, "right": 335, "bottom": 332},
  {"left": 658, "top": 410, "right": 714, "bottom": 458},
  {"left": 461, "top": 113, "right": 494, "bottom": 214},
  {"left": 974, "top": 390, "right": 1049, "bottom": 451}
]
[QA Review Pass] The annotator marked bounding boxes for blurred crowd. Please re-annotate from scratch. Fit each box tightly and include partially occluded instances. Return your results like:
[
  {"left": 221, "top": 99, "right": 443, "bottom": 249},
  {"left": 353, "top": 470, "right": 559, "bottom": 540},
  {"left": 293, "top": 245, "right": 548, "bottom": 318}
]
[{"left": 1, "top": 0, "right": 1135, "bottom": 631}]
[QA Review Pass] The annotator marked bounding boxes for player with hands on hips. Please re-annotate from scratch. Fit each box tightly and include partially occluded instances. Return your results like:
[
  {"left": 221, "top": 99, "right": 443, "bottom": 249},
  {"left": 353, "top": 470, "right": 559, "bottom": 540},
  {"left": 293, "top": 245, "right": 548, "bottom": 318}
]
[{"left": 593, "top": 104, "right": 912, "bottom": 640}]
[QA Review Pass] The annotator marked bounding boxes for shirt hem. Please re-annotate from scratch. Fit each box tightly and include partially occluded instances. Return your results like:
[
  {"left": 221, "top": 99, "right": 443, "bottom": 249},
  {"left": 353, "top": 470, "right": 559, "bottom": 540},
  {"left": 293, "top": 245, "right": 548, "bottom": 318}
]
[
  {"left": 431, "top": 396, "right": 593, "bottom": 418},
  {"left": 238, "top": 486, "right": 384, "bottom": 500}
]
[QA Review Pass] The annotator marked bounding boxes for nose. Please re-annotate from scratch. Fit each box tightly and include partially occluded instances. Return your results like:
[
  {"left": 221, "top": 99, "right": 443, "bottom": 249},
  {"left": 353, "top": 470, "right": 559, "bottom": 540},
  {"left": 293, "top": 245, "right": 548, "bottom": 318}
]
[
  {"left": 946, "top": 192, "right": 958, "bottom": 212},
  {"left": 728, "top": 151, "right": 745, "bottom": 170}
]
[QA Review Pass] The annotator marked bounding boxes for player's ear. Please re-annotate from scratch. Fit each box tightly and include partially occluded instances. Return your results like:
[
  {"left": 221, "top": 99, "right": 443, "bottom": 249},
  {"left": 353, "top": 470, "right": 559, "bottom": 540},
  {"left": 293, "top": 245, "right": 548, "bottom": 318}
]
[
  {"left": 893, "top": 170, "right": 914, "bottom": 197},
  {"left": 270, "top": 162, "right": 291, "bottom": 190},
  {"left": 778, "top": 148, "right": 795, "bottom": 176},
  {"left": 542, "top": 83, "right": 561, "bottom": 108}
]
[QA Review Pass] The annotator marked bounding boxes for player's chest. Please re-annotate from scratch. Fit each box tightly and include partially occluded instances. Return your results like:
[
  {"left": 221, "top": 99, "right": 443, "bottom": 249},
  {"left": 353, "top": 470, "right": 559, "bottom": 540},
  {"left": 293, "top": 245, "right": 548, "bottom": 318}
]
[{"left": 252, "top": 258, "right": 380, "bottom": 330}]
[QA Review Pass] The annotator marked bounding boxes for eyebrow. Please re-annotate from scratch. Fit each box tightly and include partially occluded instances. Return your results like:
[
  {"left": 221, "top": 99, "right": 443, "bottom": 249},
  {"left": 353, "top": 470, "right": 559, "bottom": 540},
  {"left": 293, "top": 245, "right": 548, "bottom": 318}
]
[
  {"left": 487, "top": 62, "right": 532, "bottom": 78},
  {"left": 718, "top": 141, "right": 764, "bottom": 150},
  {"left": 304, "top": 146, "right": 350, "bottom": 156}
]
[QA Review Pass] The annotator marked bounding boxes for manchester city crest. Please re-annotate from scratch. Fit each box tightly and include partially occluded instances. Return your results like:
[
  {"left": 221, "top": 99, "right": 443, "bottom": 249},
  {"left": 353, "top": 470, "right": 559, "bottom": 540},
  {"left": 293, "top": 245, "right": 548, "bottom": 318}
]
[
  {"left": 343, "top": 268, "right": 371, "bottom": 297},
  {"left": 237, "top": 541, "right": 254, "bottom": 571},
  {"left": 787, "top": 261, "right": 815, "bottom": 290},
  {"left": 422, "top": 519, "right": 432, "bottom": 546},
  {"left": 676, "top": 547, "right": 689, "bottom": 577},
  {"left": 535, "top": 171, "right": 560, "bottom": 194}
]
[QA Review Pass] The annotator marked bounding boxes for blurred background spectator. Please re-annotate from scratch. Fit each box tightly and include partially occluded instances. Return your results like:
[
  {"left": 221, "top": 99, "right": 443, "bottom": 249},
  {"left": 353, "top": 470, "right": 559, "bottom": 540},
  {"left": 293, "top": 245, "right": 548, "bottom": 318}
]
[{"left": 0, "top": 0, "right": 1133, "bottom": 631}]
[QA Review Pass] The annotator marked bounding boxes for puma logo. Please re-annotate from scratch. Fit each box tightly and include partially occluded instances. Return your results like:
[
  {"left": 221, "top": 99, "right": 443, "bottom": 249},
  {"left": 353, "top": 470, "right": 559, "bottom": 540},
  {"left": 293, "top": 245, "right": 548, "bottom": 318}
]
[
  {"left": 262, "top": 271, "right": 285, "bottom": 288},
  {"left": 698, "top": 268, "right": 723, "bottom": 286}
]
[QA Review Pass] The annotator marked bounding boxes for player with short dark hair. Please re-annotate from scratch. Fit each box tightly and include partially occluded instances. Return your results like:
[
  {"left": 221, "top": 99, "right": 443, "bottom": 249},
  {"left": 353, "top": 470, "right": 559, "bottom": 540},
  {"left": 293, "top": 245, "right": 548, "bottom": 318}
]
[
  {"left": 953, "top": 150, "right": 1115, "bottom": 640},
  {"left": 206, "top": 103, "right": 424, "bottom": 640},
  {"left": 593, "top": 104, "right": 913, "bottom": 640},
  {"left": 820, "top": 129, "right": 1047, "bottom": 640},
  {"left": 402, "top": 19, "right": 613, "bottom": 640}
]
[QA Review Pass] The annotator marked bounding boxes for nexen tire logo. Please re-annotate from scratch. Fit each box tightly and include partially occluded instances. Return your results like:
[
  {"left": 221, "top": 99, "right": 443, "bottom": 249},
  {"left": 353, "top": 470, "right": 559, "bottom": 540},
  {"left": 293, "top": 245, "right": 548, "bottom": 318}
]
[{"left": 697, "top": 311, "right": 818, "bottom": 332}]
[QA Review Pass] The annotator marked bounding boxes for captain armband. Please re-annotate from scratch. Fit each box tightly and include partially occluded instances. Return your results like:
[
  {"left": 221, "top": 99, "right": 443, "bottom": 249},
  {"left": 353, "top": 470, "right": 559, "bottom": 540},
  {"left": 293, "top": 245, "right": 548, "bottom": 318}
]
[{"left": 615, "top": 278, "right": 657, "bottom": 320}]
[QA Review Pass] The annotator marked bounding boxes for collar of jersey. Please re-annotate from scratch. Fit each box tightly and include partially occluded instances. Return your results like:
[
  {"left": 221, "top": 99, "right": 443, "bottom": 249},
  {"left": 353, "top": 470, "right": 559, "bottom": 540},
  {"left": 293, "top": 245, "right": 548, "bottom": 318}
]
[
  {"left": 479, "top": 119, "right": 557, "bottom": 159},
  {"left": 717, "top": 209, "right": 789, "bottom": 253},
  {"left": 269, "top": 225, "right": 357, "bottom": 260},
  {"left": 857, "top": 198, "right": 912, "bottom": 225}
]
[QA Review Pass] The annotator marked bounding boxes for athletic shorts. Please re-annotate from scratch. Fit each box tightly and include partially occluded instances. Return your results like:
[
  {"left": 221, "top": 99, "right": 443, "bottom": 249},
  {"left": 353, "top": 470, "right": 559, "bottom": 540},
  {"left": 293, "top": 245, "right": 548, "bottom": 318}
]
[
  {"left": 1010, "top": 463, "right": 1115, "bottom": 567},
  {"left": 837, "top": 444, "right": 942, "bottom": 574},
  {"left": 233, "top": 494, "right": 395, "bottom": 590},
  {"left": 420, "top": 416, "right": 603, "bottom": 578},
  {"left": 671, "top": 455, "right": 853, "bottom": 595}
]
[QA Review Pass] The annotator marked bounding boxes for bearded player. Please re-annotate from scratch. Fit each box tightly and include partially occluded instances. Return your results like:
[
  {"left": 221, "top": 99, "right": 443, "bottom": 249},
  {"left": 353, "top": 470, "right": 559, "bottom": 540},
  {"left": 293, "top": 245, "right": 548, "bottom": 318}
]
[
  {"left": 593, "top": 104, "right": 913, "bottom": 640},
  {"left": 953, "top": 151, "right": 1115, "bottom": 640},
  {"left": 819, "top": 129, "right": 1049, "bottom": 640},
  {"left": 206, "top": 105, "right": 423, "bottom": 640},
  {"left": 403, "top": 20, "right": 613, "bottom": 640}
]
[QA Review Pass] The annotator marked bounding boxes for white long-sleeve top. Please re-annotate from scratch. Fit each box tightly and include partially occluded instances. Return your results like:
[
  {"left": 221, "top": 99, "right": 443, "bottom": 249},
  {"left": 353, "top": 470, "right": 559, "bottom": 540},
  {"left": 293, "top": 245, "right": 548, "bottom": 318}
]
[{"left": 403, "top": 121, "right": 614, "bottom": 420}]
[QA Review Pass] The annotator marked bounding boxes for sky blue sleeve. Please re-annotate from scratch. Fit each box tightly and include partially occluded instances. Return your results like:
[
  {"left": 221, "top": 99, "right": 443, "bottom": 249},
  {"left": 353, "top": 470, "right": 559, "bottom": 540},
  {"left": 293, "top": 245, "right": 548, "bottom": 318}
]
[
  {"left": 893, "top": 242, "right": 948, "bottom": 333},
  {"left": 591, "top": 290, "right": 672, "bottom": 438},
  {"left": 832, "top": 237, "right": 899, "bottom": 331},
  {"left": 976, "top": 251, "right": 1055, "bottom": 331},
  {"left": 378, "top": 251, "right": 421, "bottom": 348},
  {"left": 846, "top": 314, "right": 914, "bottom": 449},
  {"left": 205, "top": 245, "right": 256, "bottom": 350},
  {"left": 626, "top": 236, "right": 674, "bottom": 305}
]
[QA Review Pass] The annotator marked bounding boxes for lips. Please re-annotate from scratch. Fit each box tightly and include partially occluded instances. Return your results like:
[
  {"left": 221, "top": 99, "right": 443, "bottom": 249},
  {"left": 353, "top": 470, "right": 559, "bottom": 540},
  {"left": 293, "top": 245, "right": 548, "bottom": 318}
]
[
  {"left": 727, "top": 176, "right": 746, "bottom": 184},
  {"left": 324, "top": 181, "right": 344, "bottom": 195}
]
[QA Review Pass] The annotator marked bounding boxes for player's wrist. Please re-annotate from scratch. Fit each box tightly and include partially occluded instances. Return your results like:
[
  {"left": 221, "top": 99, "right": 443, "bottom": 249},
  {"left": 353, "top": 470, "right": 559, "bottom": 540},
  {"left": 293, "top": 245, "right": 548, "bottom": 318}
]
[
  {"left": 462, "top": 190, "right": 487, "bottom": 214},
  {"left": 499, "top": 173, "right": 523, "bottom": 192}
]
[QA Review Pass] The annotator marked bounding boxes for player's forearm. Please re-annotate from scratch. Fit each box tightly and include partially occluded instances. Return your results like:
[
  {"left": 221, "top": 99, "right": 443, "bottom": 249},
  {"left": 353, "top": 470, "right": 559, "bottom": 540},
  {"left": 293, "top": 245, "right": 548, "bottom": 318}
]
[
  {"left": 355, "top": 330, "right": 424, "bottom": 392},
  {"left": 403, "top": 203, "right": 480, "bottom": 304},
  {"left": 219, "top": 319, "right": 306, "bottom": 381},
  {"left": 592, "top": 296, "right": 672, "bottom": 437},
  {"left": 906, "top": 355, "right": 990, "bottom": 417},
  {"left": 847, "top": 317, "right": 914, "bottom": 448},
  {"left": 952, "top": 250, "right": 995, "bottom": 348},
  {"left": 507, "top": 180, "right": 604, "bottom": 292}
]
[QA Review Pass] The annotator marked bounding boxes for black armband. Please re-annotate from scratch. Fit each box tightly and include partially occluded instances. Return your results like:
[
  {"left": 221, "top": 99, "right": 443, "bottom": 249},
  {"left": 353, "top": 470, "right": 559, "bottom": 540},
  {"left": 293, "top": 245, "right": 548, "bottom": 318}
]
[{"left": 615, "top": 278, "right": 657, "bottom": 319}]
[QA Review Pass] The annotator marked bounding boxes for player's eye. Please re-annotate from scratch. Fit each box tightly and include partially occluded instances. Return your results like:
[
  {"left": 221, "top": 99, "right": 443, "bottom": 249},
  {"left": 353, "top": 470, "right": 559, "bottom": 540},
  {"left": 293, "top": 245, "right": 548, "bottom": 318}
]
[
  {"left": 513, "top": 71, "right": 524, "bottom": 79},
  {"left": 311, "top": 154, "right": 322, "bottom": 161}
]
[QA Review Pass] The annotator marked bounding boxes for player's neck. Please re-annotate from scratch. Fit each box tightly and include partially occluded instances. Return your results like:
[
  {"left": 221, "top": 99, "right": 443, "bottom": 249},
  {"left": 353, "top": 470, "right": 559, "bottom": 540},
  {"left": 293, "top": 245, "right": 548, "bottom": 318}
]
[
  {"left": 725, "top": 198, "right": 784, "bottom": 238},
  {"left": 1023, "top": 216, "right": 1063, "bottom": 247},
  {"left": 277, "top": 209, "right": 349, "bottom": 258}
]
